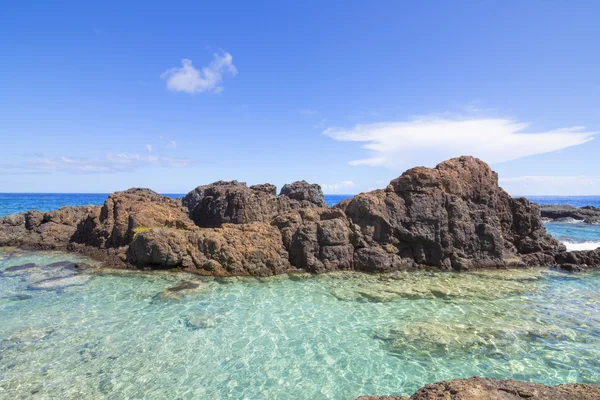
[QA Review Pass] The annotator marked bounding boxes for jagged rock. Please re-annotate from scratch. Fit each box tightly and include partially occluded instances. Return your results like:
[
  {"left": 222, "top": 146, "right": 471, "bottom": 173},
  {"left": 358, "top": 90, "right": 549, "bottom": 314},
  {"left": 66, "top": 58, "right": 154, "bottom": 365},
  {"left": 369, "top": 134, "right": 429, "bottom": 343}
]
[
  {"left": 357, "top": 377, "right": 600, "bottom": 400},
  {"left": 272, "top": 208, "right": 355, "bottom": 273},
  {"left": 128, "top": 223, "right": 292, "bottom": 276},
  {"left": 339, "top": 156, "right": 564, "bottom": 271},
  {"left": 127, "top": 228, "right": 190, "bottom": 268},
  {"left": 182, "top": 180, "right": 325, "bottom": 228},
  {"left": 0, "top": 206, "right": 98, "bottom": 250},
  {"left": 73, "top": 188, "right": 195, "bottom": 248},
  {"left": 280, "top": 180, "right": 327, "bottom": 206}
]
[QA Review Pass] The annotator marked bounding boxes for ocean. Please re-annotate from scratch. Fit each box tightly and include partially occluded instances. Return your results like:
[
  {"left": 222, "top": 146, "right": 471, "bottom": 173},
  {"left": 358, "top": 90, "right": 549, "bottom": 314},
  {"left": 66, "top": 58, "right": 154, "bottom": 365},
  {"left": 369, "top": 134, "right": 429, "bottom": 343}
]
[{"left": 1, "top": 193, "right": 599, "bottom": 398}]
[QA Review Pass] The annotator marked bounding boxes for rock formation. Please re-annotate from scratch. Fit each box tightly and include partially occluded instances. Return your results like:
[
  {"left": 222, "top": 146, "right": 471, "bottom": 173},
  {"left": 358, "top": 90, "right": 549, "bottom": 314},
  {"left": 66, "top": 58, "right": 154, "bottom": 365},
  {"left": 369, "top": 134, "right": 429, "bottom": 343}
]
[
  {"left": 356, "top": 377, "right": 600, "bottom": 400},
  {"left": 181, "top": 180, "right": 325, "bottom": 227},
  {"left": 540, "top": 204, "right": 600, "bottom": 224},
  {"left": 1, "top": 156, "right": 599, "bottom": 274}
]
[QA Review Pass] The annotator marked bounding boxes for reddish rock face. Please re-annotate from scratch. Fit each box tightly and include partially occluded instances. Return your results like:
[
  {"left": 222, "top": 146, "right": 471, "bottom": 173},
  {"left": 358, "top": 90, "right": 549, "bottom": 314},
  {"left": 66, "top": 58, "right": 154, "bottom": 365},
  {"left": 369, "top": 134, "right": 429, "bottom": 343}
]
[{"left": 356, "top": 377, "right": 600, "bottom": 400}]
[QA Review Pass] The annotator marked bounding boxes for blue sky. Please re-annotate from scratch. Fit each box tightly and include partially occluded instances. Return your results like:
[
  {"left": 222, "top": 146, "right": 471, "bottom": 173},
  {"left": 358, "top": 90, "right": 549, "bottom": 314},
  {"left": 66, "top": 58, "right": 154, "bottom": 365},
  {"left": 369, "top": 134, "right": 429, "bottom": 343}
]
[{"left": 1, "top": 1, "right": 599, "bottom": 195}]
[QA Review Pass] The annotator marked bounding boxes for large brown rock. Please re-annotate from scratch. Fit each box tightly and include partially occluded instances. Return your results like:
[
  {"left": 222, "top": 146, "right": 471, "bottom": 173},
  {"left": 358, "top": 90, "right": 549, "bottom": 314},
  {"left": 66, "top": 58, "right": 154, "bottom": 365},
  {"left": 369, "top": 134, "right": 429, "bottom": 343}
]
[
  {"left": 182, "top": 180, "right": 326, "bottom": 228},
  {"left": 357, "top": 377, "right": 600, "bottom": 400},
  {"left": 340, "top": 156, "right": 565, "bottom": 271},
  {"left": 127, "top": 223, "right": 292, "bottom": 276},
  {"left": 73, "top": 188, "right": 195, "bottom": 248},
  {"left": 272, "top": 208, "right": 356, "bottom": 273}
]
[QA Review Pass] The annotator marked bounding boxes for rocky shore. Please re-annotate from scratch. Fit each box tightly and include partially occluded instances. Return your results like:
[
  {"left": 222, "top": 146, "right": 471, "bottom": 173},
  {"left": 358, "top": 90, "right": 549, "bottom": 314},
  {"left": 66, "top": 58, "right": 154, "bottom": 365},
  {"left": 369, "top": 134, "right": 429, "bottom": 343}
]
[
  {"left": 540, "top": 204, "right": 600, "bottom": 224},
  {"left": 1, "top": 156, "right": 599, "bottom": 275},
  {"left": 357, "top": 377, "right": 600, "bottom": 400}
]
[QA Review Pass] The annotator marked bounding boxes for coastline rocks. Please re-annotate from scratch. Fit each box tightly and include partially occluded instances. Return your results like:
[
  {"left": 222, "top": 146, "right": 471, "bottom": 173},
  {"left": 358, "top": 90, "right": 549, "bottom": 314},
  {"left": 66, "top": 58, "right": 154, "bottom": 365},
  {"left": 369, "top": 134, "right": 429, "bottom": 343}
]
[
  {"left": 1, "top": 156, "right": 599, "bottom": 274},
  {"left": 182, "top": 180, "right": 325, "bottom": 228},
  {"left": 357, "top": 377, "right": 600, "bottom": 400},
  {"left": 540, "top": 204, "right": 600, "bottom": 224}
]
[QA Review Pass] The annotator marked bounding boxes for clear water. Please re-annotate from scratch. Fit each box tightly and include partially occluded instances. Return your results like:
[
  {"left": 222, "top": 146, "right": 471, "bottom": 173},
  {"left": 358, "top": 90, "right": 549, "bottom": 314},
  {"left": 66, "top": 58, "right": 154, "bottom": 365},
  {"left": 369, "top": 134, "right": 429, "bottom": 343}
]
[
  {"left": 1, "top": 249, "right": 599, "bottom": 399},
  {"left": 0, "top": 193, "right": 182, "bottom": 218}
]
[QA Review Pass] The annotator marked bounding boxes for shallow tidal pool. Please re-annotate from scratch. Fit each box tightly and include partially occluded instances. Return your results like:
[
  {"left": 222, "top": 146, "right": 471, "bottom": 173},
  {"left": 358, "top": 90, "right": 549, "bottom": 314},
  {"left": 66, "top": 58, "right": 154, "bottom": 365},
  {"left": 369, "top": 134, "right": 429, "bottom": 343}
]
[{"left": 0, "top": 248, "right": 599, "bottom": 399}]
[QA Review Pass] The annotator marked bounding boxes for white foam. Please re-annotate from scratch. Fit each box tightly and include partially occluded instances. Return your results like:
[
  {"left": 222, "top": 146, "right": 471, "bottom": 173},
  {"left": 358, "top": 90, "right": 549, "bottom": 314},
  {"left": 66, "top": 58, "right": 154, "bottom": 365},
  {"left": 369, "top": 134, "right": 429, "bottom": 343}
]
[{"left": 563, "top": 241, "right": 600, "bottom": 251}]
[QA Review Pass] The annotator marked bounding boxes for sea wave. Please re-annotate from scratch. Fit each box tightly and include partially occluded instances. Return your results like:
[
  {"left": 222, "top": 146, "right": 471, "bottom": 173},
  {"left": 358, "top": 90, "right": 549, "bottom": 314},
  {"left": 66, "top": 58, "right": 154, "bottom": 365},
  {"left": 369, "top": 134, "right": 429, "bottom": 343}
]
[{"left": 563, "top": 241, "right": 600, "bottom": 251}]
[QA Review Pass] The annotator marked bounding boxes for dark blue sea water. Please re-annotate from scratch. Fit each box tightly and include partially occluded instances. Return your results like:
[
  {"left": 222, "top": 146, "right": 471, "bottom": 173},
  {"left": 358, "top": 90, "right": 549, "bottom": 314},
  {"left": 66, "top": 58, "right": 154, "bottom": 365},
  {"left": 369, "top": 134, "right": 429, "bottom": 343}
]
[{"left": 1, "top": 193, "right": 599, "bottom": 249}]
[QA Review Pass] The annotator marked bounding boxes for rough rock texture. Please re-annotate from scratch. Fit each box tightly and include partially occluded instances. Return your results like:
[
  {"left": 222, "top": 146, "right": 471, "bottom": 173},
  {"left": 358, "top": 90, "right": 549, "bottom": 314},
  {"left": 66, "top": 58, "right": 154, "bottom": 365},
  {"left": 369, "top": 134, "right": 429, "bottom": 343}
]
[
  {"left": 1, "top": 156, "right": 600, "bottom": 273},
  {"left": 127, "top": 223, "right": 292, "bottom": 276},
  {"left": 541, "top": 204, "right": 600, "bottom": 224},
  {"left": 0, "top": 206, "right": 98, "bottom": 249},
  {"left": 357, "top": 377, "right": 600, "bottom": 400},
  {"left": 272, "top": 208, "right": 356, "bottom": 273},
  {"left": 182, "top": 180, "right": 326, "bottom": 228},
  {"left": 73, "top": 188, "right": 195, "bottom": 248},
  {"left": 339, "top": 156, "right": 564, "bottom": 270}
]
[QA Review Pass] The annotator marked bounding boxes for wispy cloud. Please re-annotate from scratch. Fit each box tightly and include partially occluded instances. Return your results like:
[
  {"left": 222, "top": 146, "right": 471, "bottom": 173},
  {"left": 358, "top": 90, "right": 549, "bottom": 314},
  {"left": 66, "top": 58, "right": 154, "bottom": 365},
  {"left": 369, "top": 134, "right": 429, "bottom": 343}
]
[
  {"left": 500, "top": 175, "right": 600, "bottom": 195},
  {"left": 161, "top": 52, "right": 238, "bottom": 94},
  {"left": 145, "top": 144, "right": 153, "bottom": 152},
  {"left": 10, "top": 153, "right": 194, "bottom": 174},
  {"left": 324, "top": 117, "right": 597, "bottom": 169},
  {"left": 167, "top": 140, "right": 177, "bottom": 149},
  {"left": 321, "top": 180, "right": 356, "bottom": 193}
]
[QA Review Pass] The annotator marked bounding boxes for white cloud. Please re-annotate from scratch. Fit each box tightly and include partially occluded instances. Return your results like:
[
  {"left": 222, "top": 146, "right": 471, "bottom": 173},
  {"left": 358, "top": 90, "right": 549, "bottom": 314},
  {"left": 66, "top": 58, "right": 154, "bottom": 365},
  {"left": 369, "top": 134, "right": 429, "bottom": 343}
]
[
  {"left": 145, "top": 144, "right": 153, "bottom": 152},
  {"left": 26, "top": 153, "right": 192, "bottom": 174},
  {"left": 167, "top": 140, "right": 177, "bottom": 149},
  {"left": 161, "top": 52, "right": 238, "bottom": 94},
  {"left": 324, "top": 117, "right": 597, "bottom": 169},
  {"left": 321, "top": 180, "right": 356, "bottom": 193},
  {"left": 500, "top": 175, "right": 600, "bottom": 195}
]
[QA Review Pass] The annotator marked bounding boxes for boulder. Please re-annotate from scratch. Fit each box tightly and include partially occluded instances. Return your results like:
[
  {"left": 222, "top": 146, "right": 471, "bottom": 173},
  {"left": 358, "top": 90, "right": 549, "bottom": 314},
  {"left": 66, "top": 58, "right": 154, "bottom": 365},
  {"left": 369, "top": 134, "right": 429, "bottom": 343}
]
[
  {"left": 339, "top": 156, "right": 564, "bottom": 271},
  {"left": 73, "top": 188, "right": 195, "bottom": 248},
  {"left": 127, "top": 223, "right": 292, "bottom": 276},
  {"left": 272, "top": 208, "right": 355, "bottom": 273},
  {"left": 357, "top": 377, "right": 600, "bottom": 400},
  {"left": 182, "top": 180, "right": 326, "bottom": 228}
]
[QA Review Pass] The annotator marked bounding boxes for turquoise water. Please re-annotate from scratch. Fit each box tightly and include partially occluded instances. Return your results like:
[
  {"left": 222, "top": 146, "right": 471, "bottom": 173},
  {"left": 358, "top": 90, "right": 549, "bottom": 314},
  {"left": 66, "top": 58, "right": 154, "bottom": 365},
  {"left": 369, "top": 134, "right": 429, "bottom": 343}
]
[{"left": 1, "top": 249, "right": 599, "bottom": 399}]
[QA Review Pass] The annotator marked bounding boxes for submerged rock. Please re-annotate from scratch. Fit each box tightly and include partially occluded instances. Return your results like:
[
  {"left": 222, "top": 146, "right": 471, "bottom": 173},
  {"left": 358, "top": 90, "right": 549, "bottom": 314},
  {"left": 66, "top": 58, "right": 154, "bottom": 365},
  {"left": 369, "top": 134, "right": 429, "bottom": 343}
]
[
  {"left": 28, "top": 274, "right": 92, "bottom": 290},
  {"left": 5, "top": 263, "right": 36, "bottom": 272},
  {"left": 357, "top": 377, "right": 600, "bottom": 400},
  {"left": 154, "top": 280, "right": 207, "bottom": 301},
  {"left": 182, "top": 314, "right": 219, "bottom": 330},
  {"left": 324, "top": 270, "right": 542, "bottom": 303}
]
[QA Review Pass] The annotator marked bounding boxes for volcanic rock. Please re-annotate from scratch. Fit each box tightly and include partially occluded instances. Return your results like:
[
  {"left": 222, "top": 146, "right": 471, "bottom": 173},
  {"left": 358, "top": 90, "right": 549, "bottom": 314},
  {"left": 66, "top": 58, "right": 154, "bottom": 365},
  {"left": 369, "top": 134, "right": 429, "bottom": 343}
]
[
  {"left": 540, "top": 204, "right": 600, "bottom": 223},
  {"left": 357, "top": 377, "right": 600, "bottom": 400}
]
